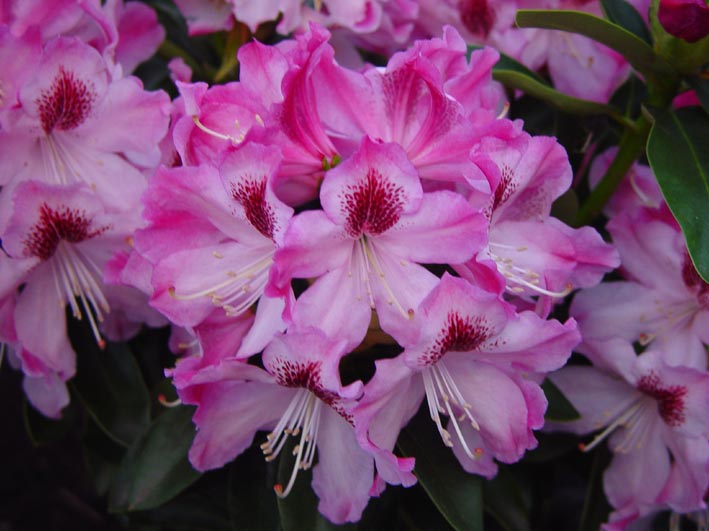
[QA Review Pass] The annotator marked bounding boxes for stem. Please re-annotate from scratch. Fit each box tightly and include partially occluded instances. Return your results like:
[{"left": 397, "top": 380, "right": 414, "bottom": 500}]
[{"left": 574, "top": 113, "right": 651, "bottom": 227}]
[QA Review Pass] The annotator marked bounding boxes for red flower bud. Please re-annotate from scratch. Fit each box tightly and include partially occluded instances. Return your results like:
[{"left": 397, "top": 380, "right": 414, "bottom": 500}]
[{"left": 658, "top": 0, "right": 709, "bottom": 43}]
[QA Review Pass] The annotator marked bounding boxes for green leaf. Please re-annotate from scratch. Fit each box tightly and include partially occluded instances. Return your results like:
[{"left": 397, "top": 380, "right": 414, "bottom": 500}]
[
  {"left": 397, "top": 412, "right": 484, "bottom": 531},
  {"left": 227, "top": 445, "right": 280, "bottom": 531},
  {"left": 577, "top": 447, "right": 612, "bottom": 531},
  {"left": 109, "top": 405, "right": 201, "bottom": 512},
  {"left": 600, "top": 0, "right": 652, "bottom": 44},
  {"left": 515, "top": 10, "right": 674, "bottom": 85},
  {"left": 542, "top": 378, "right": 581, "bottom": 422},
  {"left": 68, "top": 321, "right": 151, "bottom": 447},
  {"left": 22, "top": 397, "right": 77, "bottom": 446},
  {"left": 483, "top": 468, "right": 531, "bottom": 531},
  {"left": 83, "top": 418, "right": 127, "bottom": 496},
  {"left": 647, "top": 107, "right": 709, "bottom": 282}
]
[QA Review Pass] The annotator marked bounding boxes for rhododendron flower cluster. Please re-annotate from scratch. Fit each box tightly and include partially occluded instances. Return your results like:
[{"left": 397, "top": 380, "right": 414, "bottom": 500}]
[
  {"left": 2, "top": 1, "right": 708, "bottom": 530},
  {"left": 550, "top": 157, "right": 709, "bottom": 529},
  {"left": 0, "top": 0, "right": 170, "bottom": 417},
  {"left": 116, "top": 22, "right": 620, "bottom": 523}
]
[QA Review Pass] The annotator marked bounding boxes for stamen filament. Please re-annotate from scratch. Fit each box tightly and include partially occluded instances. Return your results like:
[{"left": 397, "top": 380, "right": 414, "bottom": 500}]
[{"left": 192, "top": 115, "right": 243, "bottom": 143}]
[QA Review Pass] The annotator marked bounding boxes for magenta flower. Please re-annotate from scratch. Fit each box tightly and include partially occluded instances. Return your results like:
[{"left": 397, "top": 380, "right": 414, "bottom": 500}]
[
  {"left": 272, "top": 137, "right": 486, "bottom": 347},
  {"left": 658, "top": 0, "right": 709, "bottom": 42},
  {"left": 550, "top": 344, "right": 709, "bottom": 522},
  {"left": 355, "top": 274, "right": 579, "bottom": 477},
  {"left": 0, "top": 181, "right": 142, "bottom": 415},
  {"left": 459, "top": 126, "right": 619, "bottom": 312},
  {"left": 172, "top": 328, "right": 413, "bottom": 523},
  {"left": 133, "top": 142, "right": 293, "bottom": 358},
  {"left": 571, "top": 204, "right": 709, "bottom": 370},
  {"left": 0, "top": 35, "right": 170, "bottom": 223}
]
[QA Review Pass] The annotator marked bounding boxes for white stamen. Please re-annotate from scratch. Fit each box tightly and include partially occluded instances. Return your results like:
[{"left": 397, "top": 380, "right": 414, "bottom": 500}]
[
  {"left": 263, "top": 390, "right": 323, "bottom": 498},
  {"left": 422, "top": 362, "right": 483, "bottom": 460},
  {"left": 360, "top": 238, "right": 414, "bottom": 320},
  {"left": 192, "top": 115, "right": 242, "bottom": 144},
  {"left": 579, "top": 396, "right": 647, "bottom": 453}
]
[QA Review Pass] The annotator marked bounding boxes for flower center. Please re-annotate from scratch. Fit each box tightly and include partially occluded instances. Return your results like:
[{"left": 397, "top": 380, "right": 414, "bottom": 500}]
[
  {"left": 419, "top": 311, "right": 491, "bottom": 367},
  {"left": 488, "top": 242, "right": 573, "bottom": 298},
  {"left": 24, "top": 203, "right": 110, "bottom": 347},
  {"left": 637, "top": 372, "right": 687, "bottom": 428},
  {"left": 37, "top": 67, "right": 95, "bottom": 134},
  {"left": 168, "top": 250, "right": 274, "bottom": 317},
  {"left": 342, "top": 168, "right": 405, "bottom": 238},
  {"left": 230, "top": 178, "right": 277, "bottom": 240}
]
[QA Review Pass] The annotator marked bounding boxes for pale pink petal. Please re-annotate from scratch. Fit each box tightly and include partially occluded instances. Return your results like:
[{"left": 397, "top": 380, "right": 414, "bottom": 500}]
[{"left": 312, "top": 407, "right": 375, "bottom": 524}]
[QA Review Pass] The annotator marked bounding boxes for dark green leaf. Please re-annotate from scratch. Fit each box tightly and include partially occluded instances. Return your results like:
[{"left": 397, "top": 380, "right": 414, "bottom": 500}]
[
  {"left": 69, "top": 321, "right": 151, "bottom": 447},
  {"left": 495, "top": 69, "right": 630, "bottom": 122},
  {"left": 515, "top": 10, "right": 674, "bottom": 85},
  {"left": 22, "top": 397, "right": 76, "bottom": 446},
  {"left": 397, "top": 413, "right": 484, "bottom": 531},
  {"left": 687, "top": 76, "right": 709, "bottom": 115},
  {"left": 127, "top": 471, "right": 233, "bottom": 531},
  {"left": 276, "top": 437, "right": 355, "bottom": 531},
  {"left": 577, "top": 447, "right": 612, "bottom": 531},
  {"left": 109, "top": 405, "right": 201, "bottom": 512},
  {"left": 83, "top": 418, "right": 127, "bottom": 496},
  {"left": 227, "top": 445, "right": 280, "bottom": 531},
  {"left": 647, "top": 107, "right": 709, "bottom": 282},
  {"left": 600, "top": 0, "right": 652, "bottom": 44},
  {"left": 542, "top": 378, "right": 581, "bottom": 422},
  {"left": 483, "top": 468, "right": 531, "bottom": 531}
]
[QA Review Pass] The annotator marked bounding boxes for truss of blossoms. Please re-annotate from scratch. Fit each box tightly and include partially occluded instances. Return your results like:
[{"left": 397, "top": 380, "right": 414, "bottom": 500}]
[{"left": 1, "top": 0, "right": 708, "bottom": 530}]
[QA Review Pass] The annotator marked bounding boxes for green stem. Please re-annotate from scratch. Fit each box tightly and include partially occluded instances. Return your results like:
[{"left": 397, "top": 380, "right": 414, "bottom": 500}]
[{"left": 574, "top": 113, "right": 651, "bottom": 227}]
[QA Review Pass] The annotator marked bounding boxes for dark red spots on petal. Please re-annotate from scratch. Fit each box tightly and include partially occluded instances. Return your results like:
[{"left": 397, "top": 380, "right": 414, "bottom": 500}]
[
  {"left": 492, "top": 164, "right": 517, "bottom": 212},
  {"left": 459, "top": 0, "right": 495, "bottom": 37},
  {"left": 637, "top": 372, "right": 688, "bottom": 428},
  {"left": 24, "top": 203, "right": 108, "bottom": 260},
  {"left": 342, "top": 169, "right": 405, "bottom": 237},
  {"left": 231, "top": 178, "right": 276, "bottom": 239},
  {"left": 270, "top": 359, "right": 353, "bottom": 424},
  {"left": 422, "top": 312, "right": 491, "bottom": 365},
  {"left": 37, "top": 67, "right": 95, "bottom": 134}
]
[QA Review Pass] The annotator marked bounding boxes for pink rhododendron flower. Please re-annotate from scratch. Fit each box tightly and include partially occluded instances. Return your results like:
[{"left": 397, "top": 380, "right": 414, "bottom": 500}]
[
  {"left": 133, "top": 143, "right": 292, "bottom": 358},
  {"left": 272, "top": 137, "right": 487, "bottom": 348},
  {"left": 459, "top": 125, "right": 619, "bottom": 312},
  {"left": 356, "top": 273, "right": 579, "bottom": 477},
  {"left": 0, "top": 181, "right": 146, "bottom": 415},
  {"left": 550, "top": 344, "right": 709, "bottom": 525},
  {"left": 171, "top": 328, "right": 414, "bottom": 523},
  {"left": 0, "top": 35, "right": 170, "bottom": 223},
  {"left": 571, "top": 204, "right": 709, "bottom": 370},
  {"left": 588, "top": 147, "right": 664, "bottom": 217}
]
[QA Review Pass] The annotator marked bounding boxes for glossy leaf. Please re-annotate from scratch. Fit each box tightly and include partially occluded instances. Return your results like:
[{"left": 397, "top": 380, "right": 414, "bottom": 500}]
[
  {"left": 22, "top": 397, "right": 76, "bottom": 446},
  {"left": 483, "top": 468, "right": 531, "bottom": 531},
  {"left": 228, "top": 445, "right": 280, "bottom": 531},
  {"left": 109, "top": 405, "right": 201, "bottom": 512},
  {"left": 397, "top": 412, "right": 484, "bottom": 531},
  {"left": 542, "top": 378, "right": 581, "bottom": 422},
  {"left": 577, "top": 448, "right": 612, "bottom": 531},
  {"left": 515, "top": 10, "right": 674, "bottom": 84},
  {"left": 68, "top": 320, "right": 151, "bottom": 447},
  {"left": 600, "top": 0, "right": 652, "bottom": 44},
  {"left": 647, "top": 107, "right": 709, "bottom": 282}
]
